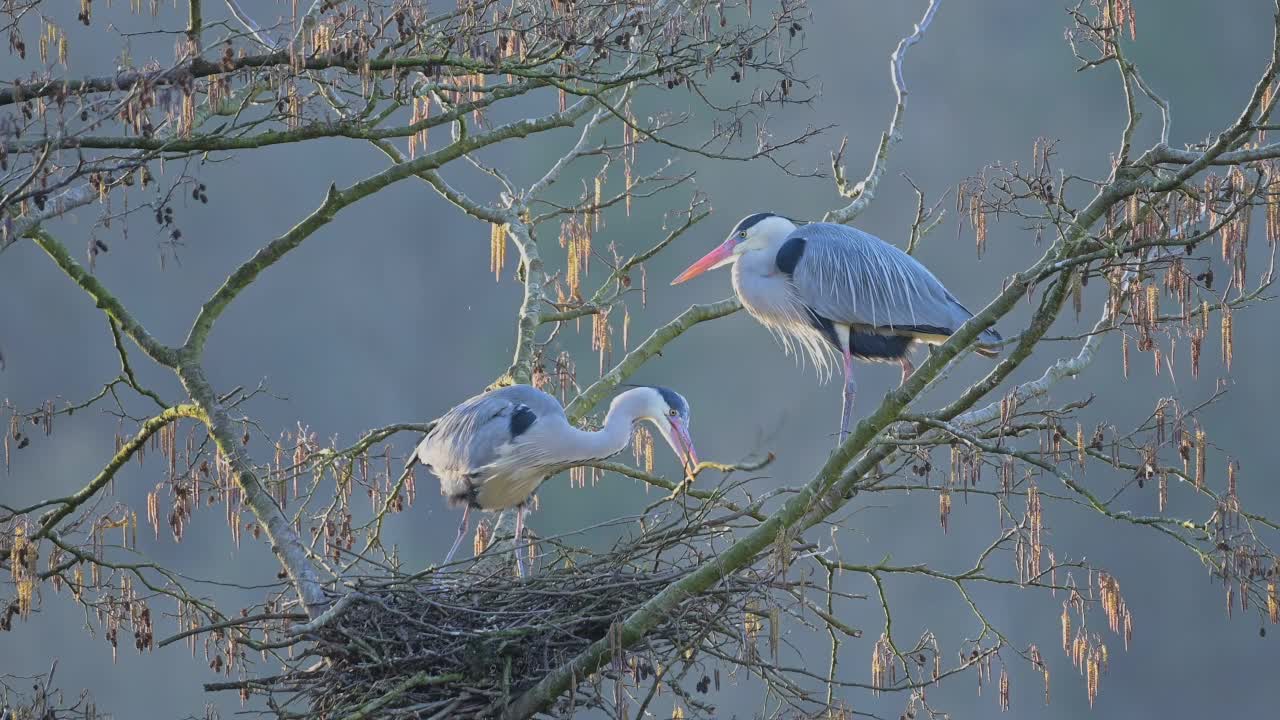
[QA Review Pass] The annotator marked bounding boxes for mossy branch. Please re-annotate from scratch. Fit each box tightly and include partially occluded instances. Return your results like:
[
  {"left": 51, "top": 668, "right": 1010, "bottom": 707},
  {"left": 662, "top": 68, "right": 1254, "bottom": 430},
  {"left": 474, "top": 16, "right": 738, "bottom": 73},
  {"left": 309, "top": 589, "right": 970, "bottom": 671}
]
[
  {"left": 33, "top": 404, "right": 204, "bottom": 540},
  {"left": 499, "top": 219, "right": 544, "bottom": 386},
  {"left": 505, "top": 134, "right": 1173, "bottom": 714},
  {"left": 183, "top": 98, "right": 594, "bottom": 356},
  {"left": 10, "top": 80, "right": 543, "bottom": 154},
  {"left": 0, "top": 49, "right": 569, "bottom": 107},
  {"left": 186, "top": 0, "right": 202, "bottom": 50},
  {"left": 564, "top": 298, "right": 740, "bottom": 423},
  {"left": 506, "top": 270, "right": 1020, "bottom": 717},
  {"left": 176, "top": 362, "right": 331, "bottom": 615},
  {"left": 29, "top": 230, "right": 179, "bottom": 366}
]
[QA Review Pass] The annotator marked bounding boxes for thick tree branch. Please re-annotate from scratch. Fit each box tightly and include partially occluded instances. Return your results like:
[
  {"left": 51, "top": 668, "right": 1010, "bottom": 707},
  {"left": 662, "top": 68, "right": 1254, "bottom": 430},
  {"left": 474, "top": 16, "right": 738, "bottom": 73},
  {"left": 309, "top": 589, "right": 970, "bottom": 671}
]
[
  {"left": 1152, "top": 142, "right": 1280, "bottom": 166},
  {"left": 176, "top": 362, "right": 331, "bottom": 616},
  {"left": 7, "top": 185, "right": 98, "bottom": 248},
  {"left": 0, "top": 44, "right": 669, "bottom": 108},
  {"left": 498, "top": 219, "right": 544, "bottom": 386},
  {"left": 32, "top": 405, "right": 203, "bottom": 540},
  {"left": 563, "top": 298, "right": 740, "bottom": 423},
  {"left": 508, "top": 99, "right": 1196, "bottom": 710},
  {"left": 6, "top": 80, "right": 545, "bottom": 155},
  {"left": 187, "top": 0, "right": 203, "bottom": 51},
  {"left": 183, "top": 97, "right": 594, "bottom": 355},
  {"left": 29, "top": 230, "right": 179, "bottom": 366},
  {"left": 507, "top": 260, "right": 1026, "bottom": 717}
]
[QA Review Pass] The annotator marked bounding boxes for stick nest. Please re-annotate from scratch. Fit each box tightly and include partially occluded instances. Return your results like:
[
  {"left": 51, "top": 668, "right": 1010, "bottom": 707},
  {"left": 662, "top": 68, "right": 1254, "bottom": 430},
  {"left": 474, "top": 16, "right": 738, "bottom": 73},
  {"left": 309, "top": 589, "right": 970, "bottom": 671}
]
[{"left": 256, "top": 504, "right": 775, "bottom": 719}]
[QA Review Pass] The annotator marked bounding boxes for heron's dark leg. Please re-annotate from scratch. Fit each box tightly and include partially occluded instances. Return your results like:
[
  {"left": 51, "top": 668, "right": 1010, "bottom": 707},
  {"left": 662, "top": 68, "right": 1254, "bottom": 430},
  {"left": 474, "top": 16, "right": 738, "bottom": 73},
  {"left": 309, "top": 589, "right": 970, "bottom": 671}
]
[
  {"left": 512, "top": 504, "right": 527, "bottom": 578},
  {"left": 441, "top": 504, "right": 471, "bottom": 568},
  {"left": 839, "top": 348, "right": 856, "bottom": 445},
  {"left": 899, "top": 356, "right": 915, "bottom": 386}
]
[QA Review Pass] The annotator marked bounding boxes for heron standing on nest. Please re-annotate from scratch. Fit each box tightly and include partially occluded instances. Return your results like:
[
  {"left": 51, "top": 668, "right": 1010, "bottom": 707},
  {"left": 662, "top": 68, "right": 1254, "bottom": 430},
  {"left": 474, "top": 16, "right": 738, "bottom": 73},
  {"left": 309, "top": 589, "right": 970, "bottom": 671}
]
[{"left": 411, "top": 384, "right": 699, "bottom": 577}]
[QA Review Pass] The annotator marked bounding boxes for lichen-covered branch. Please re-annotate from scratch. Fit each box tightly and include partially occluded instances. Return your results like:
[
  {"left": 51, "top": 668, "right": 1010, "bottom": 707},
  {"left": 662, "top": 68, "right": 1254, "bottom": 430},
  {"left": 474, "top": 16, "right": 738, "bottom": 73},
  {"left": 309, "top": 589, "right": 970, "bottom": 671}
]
[
  {"left": 6, "top": 82, "right": 545, "bottom": 155},
  {"left": 28, "top": 230, "right": 179, "bottom": 367},
  {"left": 508, "top": 237, "right": 1036, "bottom": 719},
  {"left": 564, "top": 298, "right": 741, "bottom": 423},
  {"left": 0, "top": 50, "right": 553, "bottom": 108},
  {"left": 32, "top": 404, "right": 203, "bottom": 540},
  {"left": 175, "top": 362, "right": 331, "bottom": 615},
  {"left": 499, "top": 219, "right": 545, "bottom": 387},
  {"left": 183, "top": 97, "right": 594, "bottom": 356},
  {"left": 186, "top": 0, "right": 202, "bottom": 50}
]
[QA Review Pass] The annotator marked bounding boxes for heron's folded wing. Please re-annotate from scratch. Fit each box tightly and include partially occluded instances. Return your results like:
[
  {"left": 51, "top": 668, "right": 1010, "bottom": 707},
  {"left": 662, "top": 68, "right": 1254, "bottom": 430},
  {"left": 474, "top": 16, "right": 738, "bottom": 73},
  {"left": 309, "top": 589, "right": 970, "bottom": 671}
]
[{"left": 788, "top": 223, "right": 994, "bottom": 341}]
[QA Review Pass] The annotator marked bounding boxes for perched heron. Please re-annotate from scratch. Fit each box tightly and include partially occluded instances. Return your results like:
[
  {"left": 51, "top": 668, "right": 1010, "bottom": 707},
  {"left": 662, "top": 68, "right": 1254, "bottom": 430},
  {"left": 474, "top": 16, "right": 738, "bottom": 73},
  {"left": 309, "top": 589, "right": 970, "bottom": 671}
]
[
  {"left": 412, "top": 384, "right": 698, "bottom": 576},
  {"left": 671, "top": 213, "right": 1000, "bottom": 440}
]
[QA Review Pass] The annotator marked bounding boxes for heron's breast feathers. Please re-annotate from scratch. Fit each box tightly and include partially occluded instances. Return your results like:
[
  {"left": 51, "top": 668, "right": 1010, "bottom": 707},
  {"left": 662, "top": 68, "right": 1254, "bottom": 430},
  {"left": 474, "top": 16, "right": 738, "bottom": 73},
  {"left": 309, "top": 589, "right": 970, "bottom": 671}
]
[
  {"left": 472, "top": 470, "right": 547, "bottom": 510},
  {"left": 732, "top": 268, "right": 839, "bottom": 381}
]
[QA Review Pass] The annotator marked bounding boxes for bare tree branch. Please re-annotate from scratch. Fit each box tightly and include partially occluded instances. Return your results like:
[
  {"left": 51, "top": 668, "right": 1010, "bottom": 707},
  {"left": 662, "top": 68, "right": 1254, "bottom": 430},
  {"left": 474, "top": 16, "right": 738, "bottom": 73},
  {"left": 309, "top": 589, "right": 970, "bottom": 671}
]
[{"left": 825, "top": 0, "right": 942, "bottom": 225}]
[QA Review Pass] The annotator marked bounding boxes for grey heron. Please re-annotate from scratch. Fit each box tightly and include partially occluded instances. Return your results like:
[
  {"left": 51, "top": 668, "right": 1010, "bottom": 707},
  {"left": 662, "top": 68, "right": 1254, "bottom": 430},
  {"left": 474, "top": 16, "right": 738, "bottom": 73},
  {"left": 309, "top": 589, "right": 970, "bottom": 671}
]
[
  {"left": 671, "top": 213, "right": 1000, "bottom": 440},
  {"left": 412, "top": 384, "right": 698, "bottom": 576}
]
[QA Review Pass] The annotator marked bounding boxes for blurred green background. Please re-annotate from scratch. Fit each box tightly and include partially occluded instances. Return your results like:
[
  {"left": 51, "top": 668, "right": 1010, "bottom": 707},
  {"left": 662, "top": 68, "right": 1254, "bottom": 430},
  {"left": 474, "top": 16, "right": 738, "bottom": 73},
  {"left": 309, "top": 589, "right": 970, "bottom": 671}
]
[{"left": 2, "top": 1, "right": 1276, "bottom": 717}]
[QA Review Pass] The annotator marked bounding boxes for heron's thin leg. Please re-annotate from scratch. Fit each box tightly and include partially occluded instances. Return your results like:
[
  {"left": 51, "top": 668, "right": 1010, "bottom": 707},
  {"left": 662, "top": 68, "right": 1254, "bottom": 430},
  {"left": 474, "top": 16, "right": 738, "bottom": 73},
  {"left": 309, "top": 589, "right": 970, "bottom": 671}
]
[
  {"left": 512, "top": 504, "right": 527, "bottom": 578},
  {"left": 899, "top": 356, "right": 915, "bottom": 386},
  {"left": 441, "top": 504, "right": 470, "bottom": 568},
  {"left": 839, "top": 349, "right": 856, "bottom": 445}
]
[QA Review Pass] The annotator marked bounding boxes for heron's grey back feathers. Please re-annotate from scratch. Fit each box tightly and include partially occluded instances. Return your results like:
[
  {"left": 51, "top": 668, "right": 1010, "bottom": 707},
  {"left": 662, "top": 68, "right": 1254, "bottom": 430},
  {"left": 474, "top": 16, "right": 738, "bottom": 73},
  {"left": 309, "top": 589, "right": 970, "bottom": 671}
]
[
  {"left": 788, "top": 223, "right": 1001, "bottom": 346},
  {"left": 415, "top": 384, "right": 657, "bottom": 511},
  {"left": 415, "top": 385, "right": 568, "bottom": 507}
]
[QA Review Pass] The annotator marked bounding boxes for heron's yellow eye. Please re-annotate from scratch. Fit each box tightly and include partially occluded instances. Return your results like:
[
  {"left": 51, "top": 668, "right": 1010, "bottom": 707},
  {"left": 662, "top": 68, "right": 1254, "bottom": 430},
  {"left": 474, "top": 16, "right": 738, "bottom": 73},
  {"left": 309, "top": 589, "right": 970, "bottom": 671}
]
[
  {"left": 738, "top": 231, "right": 747, "bottom": 239},
  {"left": 668, "top": 409, "right": 678, "bottom": 417}
]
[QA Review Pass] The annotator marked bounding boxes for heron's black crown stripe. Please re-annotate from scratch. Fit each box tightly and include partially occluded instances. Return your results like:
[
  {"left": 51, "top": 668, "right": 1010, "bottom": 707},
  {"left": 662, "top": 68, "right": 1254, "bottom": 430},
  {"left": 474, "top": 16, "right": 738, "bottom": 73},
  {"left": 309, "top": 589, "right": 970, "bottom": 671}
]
[
  {"left": 509, "top": 404, "right": 537, "bottom": 438},
  {"left": 776, "top": 236, "right": 806, "bottom": 275},
  {"left": 653, "top": 386, "right": 689, "bottom": 416},
  {"left": 733, "top": 212, "right": 778, "bottom": 234}
]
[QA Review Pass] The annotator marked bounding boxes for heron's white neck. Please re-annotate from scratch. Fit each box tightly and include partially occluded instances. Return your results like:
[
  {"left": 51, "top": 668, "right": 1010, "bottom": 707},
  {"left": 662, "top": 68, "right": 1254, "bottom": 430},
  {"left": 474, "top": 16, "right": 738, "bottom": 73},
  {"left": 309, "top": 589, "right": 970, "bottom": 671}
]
[
  {"left": 732, "top": 219, "right": 797, "bottom": 280},
  {"left": 561, "top": 391, "right": 650, "bottom": 463}
]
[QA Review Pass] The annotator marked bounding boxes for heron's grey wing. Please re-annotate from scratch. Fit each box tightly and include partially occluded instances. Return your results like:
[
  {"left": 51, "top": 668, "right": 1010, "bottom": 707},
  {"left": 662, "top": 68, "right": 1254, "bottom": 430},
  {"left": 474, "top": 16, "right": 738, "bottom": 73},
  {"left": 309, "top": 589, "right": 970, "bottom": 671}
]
[
  {"left": 785, "top": 223, "right": 1001, "bottom": 344},
  {"left": 487, "top": 385, "right": 569, "bottom": 421},
  {"left": 416, "top": 385, "right": 562, "bottom": 478}
]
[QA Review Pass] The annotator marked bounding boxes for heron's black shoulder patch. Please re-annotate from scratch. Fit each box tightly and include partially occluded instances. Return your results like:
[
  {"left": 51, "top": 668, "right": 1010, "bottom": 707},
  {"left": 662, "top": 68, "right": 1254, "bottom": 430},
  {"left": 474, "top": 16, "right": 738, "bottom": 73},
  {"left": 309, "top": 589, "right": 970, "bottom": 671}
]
[
  {"left": 776, "top": 236, "right": 806, "bottom": 275},
  {"left": 733, "top": 212, "right": 778, "bottom": 234},
  {"left": 653, "top": 386, "right": 689, "bottom": 416},
  {"left": 509, "top": 404, "right": 537, "bottom": 438}
]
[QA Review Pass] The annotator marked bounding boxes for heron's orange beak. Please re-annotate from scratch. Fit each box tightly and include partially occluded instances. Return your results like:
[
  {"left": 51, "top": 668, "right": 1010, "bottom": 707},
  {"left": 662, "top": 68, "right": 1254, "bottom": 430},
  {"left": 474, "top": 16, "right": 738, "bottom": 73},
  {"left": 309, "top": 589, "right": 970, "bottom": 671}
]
[{"left": 671, "top": 238, "right": 736, "bottom": 285}]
